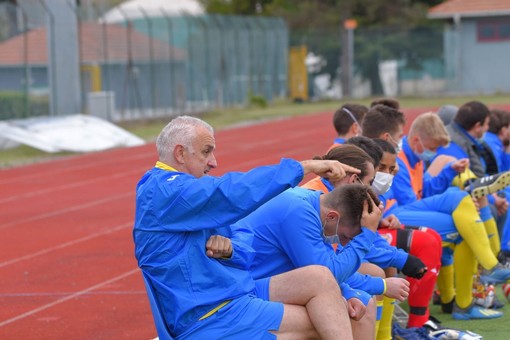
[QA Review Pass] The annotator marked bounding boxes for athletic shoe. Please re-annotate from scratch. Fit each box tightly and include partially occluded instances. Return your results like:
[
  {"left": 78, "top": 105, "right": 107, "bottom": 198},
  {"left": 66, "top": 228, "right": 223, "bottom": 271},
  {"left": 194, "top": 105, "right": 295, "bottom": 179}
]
[
  {"left": 424, "top": 316, "right": 483, "bottom": 340},
  {"left": 490, "top": 294, "right": 505, "bottom": 309},
  {"left": 479, "top": 263, "right": 510, "bottom": 284},
  {"left": 451, "top": 303, "right": 503, "bottom": 320},
  {"left": 464, "top": 171, "right": 510, "bottom": 199},
  {"left": 432, "top": 293, "right": 465, "bottom": 313},
  {"left": 441, "top": 298, "right": 455, "bottom": 314},
  {"left": 392, "top": 323, "right": 434, "bottom": 340},
  {"left": 497, "top": 251, "right": 510, "bottom": 267}
]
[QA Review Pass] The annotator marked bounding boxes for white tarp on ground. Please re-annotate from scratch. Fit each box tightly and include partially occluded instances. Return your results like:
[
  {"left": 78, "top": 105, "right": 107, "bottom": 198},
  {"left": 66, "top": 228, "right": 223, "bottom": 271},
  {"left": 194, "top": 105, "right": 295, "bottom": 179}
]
[
  {"left": 100, "top": 0, "right": 204, "bottom": 23},
  {"left": 0, "top": 114, "right": 145, "bottom": 153}
]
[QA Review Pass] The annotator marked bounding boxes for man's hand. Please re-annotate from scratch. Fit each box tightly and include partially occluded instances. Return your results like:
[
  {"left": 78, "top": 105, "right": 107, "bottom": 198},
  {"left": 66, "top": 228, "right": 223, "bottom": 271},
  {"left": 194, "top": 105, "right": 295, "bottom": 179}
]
[
  {"left": 300, "top": 160, "right": 360, "bottom": 182},
  {"left": 402, "top": 255, "right": 427, "bottom": 279},
  {"left": 451, "top": 158, "right": 470, "bottom": 173},
  {"left": 384, "top": 277, "right": 410, "bottom": 301},
  {"left": 360, "top": 194, "right": 382, "bottom": 232},
  {"left": 206, "top": 235, "right": 233, "bottom": 258},
  {"left": 493, "top": 193, "right": 509, "bottom": 216},
  {"left": 347, "top": 298, "right": 366, "bottom": 321},
  {"left": 379, "top": 215, "right": 401, "bottom": 229}
]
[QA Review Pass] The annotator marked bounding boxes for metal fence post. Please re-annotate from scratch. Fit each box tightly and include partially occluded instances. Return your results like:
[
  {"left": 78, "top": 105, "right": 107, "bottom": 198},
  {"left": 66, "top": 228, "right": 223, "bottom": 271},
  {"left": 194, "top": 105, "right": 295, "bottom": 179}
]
[
  {"left": 160, "top": 8, "right": 176, "bottom": 115},
  {"left": 65, "top": 0, "right": 85, "bottom": 113},
  {"left": 138, "top": 7, "right": 156, "bottom": 117},
  {"left": 38, "top": 0, "right": 56, "bottom": 116},
  {"left": 93, "top": 2, "right": 112, "bottom": 120},
  {"left": 16, "top": 3, "right": 30, "bottom": 117},
  {"left": 116, "top": 7, "right": 144, "bottom": 120}
]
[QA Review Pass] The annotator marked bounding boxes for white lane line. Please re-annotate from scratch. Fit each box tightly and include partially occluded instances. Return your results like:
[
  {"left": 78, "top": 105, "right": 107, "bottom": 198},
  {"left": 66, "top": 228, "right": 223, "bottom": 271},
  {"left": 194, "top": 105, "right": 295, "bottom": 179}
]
[
  {"left": 0, "top": 222, "right": 132, "bottom": 269},
  {"left": 0, "top": 291, "right": 145, "bottom": 297},
  {"left": 0, "top": 192, "right": 132, "bottom": 230},
  {"left": 0, "top": 268, "right": 140, "bottom": 328},
  {"left": 0, "top": 168, "right": 144, "bottom": 204},
  {"left": 0, "top": 146, "right": 152, "bottom": 185}
]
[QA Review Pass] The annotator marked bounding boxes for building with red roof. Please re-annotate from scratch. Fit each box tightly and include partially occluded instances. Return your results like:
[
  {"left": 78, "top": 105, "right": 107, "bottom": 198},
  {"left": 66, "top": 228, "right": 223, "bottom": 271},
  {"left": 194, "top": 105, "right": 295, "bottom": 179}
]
[
  {"left": 0, "top": 21, "right": 186, "bottom": 119},
  {"left": 428, "top": 0, "right": 510, "bottom": 94}
]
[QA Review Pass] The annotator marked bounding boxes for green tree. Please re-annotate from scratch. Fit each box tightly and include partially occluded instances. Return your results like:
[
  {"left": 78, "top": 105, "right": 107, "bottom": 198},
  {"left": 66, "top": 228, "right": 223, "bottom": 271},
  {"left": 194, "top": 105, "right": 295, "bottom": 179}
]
[{"left": 199, "top": 0, "right": 447, "bottom": 95}]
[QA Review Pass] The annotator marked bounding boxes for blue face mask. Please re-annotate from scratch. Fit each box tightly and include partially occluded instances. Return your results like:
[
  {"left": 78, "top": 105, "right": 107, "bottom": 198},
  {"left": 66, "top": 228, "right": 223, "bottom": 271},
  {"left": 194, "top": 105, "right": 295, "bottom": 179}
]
[
  {"left": 416, "top": 137, "right": 437, "bottom": 162},
  {"left": 417, "top": 149, "right": 437, "bottom": 162}
]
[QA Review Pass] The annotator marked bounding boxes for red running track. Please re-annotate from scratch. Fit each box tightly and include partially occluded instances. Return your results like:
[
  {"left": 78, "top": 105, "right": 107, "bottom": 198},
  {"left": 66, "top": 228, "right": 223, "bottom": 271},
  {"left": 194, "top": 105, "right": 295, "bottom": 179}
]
[
  {"left": 0, "top": 105, "right": 500, "bottom": 339},
  {"left": 0, "top": 111, "right": 338, "bottom": 339}
]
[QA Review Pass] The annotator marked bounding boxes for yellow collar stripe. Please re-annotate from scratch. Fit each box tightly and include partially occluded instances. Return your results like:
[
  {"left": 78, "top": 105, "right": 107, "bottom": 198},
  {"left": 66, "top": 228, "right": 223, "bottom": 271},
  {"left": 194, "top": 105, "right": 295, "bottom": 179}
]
[{"left": 155, "top": 161, "right": 178, "bottom": 172}]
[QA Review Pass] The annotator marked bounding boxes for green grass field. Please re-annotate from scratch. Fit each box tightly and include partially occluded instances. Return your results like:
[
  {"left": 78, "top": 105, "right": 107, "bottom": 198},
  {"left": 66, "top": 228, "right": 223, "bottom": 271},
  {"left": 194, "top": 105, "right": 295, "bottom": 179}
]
[{"left": 418, "top": 287, "right": 510, "bottom": 338}]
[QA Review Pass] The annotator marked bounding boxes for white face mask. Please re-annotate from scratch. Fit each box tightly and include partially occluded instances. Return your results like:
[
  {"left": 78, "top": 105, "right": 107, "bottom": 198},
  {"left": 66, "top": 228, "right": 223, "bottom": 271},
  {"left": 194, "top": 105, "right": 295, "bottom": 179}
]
[
  {"left": 389, "top": 134, "right": 403, "bottom": 153},
  {"left": 322, "top": 216, "right": 340, "bottom": 244},
  {"left": 396, "top": 139, "right": 403, "bottom": 153},
  {"left": 371, "top": 171, "right": 394, "bottom": 195}
]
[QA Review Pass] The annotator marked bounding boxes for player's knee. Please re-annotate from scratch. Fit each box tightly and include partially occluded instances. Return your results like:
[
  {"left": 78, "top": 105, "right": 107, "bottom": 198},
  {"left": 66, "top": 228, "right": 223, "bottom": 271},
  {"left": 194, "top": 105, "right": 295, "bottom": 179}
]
[{"left": 305, "top": 265, "right": 340, "bottom": 291}]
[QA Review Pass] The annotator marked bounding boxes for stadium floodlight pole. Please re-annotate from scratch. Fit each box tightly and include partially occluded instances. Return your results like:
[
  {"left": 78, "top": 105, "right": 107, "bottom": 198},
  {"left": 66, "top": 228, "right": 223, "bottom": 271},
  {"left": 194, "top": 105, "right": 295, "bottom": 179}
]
[{"left": 344, "top": 18, "right": 357, "bottom": 98}]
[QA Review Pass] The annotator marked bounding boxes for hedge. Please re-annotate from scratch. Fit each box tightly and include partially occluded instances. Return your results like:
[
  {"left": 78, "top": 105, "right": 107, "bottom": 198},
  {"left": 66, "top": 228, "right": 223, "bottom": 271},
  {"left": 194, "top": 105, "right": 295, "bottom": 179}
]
[{"left": 0, "top": 92, "right": 50, "bottom": 120}]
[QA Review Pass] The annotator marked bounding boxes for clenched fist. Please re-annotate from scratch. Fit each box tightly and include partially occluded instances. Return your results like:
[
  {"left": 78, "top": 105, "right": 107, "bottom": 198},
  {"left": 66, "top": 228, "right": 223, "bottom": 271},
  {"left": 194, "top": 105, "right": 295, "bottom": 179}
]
[{"left": 206, "top": 235, "right": 233, "bottom": 258}]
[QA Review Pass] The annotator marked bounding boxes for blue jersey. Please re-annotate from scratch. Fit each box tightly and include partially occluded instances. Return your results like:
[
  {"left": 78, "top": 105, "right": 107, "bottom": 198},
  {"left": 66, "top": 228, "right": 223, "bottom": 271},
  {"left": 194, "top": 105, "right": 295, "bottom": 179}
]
[
  {"left": 436, "top": 142, "right": 470, "bottom": 167},
  {"left": 232, "top": 187, "right": 382, "bottom": 299},
  {"left": 389, "top": 137, "right": 457, "bottom": 206},
  {"left": 484, "top": 132, "right": 510, "bottom": 172},
  {"left": 133, "top": 159, "right": 304, "bottom": 336}
]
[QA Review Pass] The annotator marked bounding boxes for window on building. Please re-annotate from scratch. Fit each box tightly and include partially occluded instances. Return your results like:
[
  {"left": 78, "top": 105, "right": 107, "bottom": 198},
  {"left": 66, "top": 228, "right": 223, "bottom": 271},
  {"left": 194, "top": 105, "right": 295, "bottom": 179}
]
[{"left": 478, "top": 20, "right": 510, "bottom": 42}]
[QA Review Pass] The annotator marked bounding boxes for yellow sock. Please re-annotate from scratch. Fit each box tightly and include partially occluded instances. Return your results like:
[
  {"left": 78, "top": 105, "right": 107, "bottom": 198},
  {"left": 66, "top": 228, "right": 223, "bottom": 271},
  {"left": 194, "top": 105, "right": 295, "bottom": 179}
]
[
  {"left": 454, "top": 241, "right": 478, "bottom": 309},
  {"left": 437, "top": 263, "right": 455, "bottom": 304},
  {"left": 376, "top": 296, "right": 395, "bottom": 340},
  {"left": 480, "top": 209, "right": 501, "bottom": 256},
  {"left": 452, "top": 196, "right": 498, "bottom": 269},
  {"left": 451, "top": 169, "right": 477, "bottom": 189},
  {"left": 374, "top": 298, "right": 383, "bottom": 336},
  {"left": 484, "top": 217, "right": 501, "bottom": 256}
]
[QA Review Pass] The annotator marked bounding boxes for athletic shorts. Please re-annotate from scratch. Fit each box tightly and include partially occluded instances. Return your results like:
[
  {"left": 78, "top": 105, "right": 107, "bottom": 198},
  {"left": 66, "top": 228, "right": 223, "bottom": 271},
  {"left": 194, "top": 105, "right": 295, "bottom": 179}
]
[
  {"left": 254, "top": 277, "right": 271, "bottom": 300},
  {"left": 176, "top": 294, "right": 284, "bottom": 339}
]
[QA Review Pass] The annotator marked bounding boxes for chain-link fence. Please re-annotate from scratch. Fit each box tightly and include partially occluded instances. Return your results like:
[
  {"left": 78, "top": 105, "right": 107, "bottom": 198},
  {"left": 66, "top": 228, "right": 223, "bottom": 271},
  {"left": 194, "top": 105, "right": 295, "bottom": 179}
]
[
  {"left": 1, "top": 1, "right": 503, "bottom": 123},
  {"left": 0, "top": 2, "right": 288, "bottom": 122},
  {"left": 296, "top": 25, "right": 446, "bottom": 100}
]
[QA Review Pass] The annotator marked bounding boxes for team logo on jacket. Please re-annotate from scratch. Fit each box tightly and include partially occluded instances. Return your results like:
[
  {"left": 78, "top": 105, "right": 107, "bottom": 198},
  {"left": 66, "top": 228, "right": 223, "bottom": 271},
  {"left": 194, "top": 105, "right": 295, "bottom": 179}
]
[{"left": 446, "top": 232, "right": 459, "bottom": 241}]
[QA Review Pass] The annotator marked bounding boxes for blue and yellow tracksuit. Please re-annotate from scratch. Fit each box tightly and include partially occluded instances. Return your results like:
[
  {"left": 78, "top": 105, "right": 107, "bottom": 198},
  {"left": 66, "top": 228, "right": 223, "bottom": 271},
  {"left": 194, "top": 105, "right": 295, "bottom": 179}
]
[
  {"left": 386, "top": 138, "right": 499, "bottom": 308},
  {"left": 134, "top": 159, "right": 305, "bottom": 338},
  {"left": 484, "top": 131, "right": 510, "bottom": 253},
  {"left": 232, "top": 187, "right": 380, "bottom": 305}
]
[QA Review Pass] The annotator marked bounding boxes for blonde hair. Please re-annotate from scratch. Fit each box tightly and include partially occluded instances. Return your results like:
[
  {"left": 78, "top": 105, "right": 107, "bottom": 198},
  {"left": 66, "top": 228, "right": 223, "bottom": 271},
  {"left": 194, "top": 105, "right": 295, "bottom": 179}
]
[{"left": 409, "top": 112, "right": 450, "bottom": 146}]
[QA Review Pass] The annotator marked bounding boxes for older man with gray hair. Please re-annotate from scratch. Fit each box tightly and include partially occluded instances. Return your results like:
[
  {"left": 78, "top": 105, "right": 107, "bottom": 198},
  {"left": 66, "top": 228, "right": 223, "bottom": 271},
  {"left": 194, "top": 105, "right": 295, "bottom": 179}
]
[{"left": 134, "top": 115, "right": 362, "bottom": 339}]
